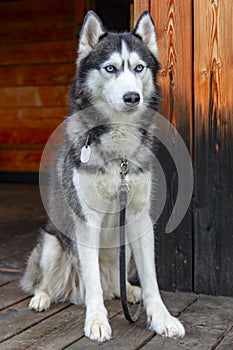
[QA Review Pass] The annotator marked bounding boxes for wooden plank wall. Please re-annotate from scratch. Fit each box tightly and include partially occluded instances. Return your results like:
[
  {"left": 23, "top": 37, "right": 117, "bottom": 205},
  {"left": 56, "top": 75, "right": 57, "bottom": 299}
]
[
  {"left": 0, "top": 0, "right": 85, "bottom": 172},
  {"left": 135, "top": 0, "right": 233, "bottom": 296},
  {"left": 135, "top": 0, "right": 193, "bottom": 292},
  {"left": 151, "top": 0, "right": 193, "bottom": 293},
  {"left": 193, "top": 1, "right": 233, "bottom": 296}
]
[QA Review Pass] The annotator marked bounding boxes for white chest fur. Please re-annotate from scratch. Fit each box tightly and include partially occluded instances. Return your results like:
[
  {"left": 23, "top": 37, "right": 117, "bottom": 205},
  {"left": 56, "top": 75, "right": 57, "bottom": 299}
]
[{"left": 73, "top": 163, "right": 151, "bottom": 223}]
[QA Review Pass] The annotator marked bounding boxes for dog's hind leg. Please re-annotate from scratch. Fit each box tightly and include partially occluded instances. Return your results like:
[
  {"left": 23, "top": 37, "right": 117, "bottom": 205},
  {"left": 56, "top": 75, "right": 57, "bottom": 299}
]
[
  {"left": 99, "top": 246, "right": 141, "bottom": 303},
  {"left": 22, "top": 232, "right": 74, "bottom": 312}
]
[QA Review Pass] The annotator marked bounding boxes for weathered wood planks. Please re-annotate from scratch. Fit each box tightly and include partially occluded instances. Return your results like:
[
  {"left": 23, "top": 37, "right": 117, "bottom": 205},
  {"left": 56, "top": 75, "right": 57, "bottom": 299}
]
[
  {"left": 133, "top": 0, "right": 149, "bottom": 26},
  {"left": 0, "top": 0, "right": 79, "bottom": 172},
  {"left": 193, "top": 0, "right": 233, "bottom": 296},
  {"left": 65, "top": 292, "right": 196, "bottom": 350},
  {"left": 143, "top": 294, "right": 233, "bottom": 349},
  {"left": 134, "top": 0, "right": 233, "bottom": 297},
  {"left": 147, "top": 0, "right": 193, "bottom": 293}
]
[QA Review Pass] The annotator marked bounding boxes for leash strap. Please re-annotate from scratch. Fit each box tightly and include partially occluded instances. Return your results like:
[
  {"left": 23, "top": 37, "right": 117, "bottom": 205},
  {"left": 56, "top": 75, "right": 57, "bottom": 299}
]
[{"left": 119, "top": 160, "right": 141, "bottom": 323}]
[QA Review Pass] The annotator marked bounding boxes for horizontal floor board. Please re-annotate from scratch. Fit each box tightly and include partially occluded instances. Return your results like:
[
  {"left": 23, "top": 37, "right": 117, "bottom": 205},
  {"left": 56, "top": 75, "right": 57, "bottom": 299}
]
[
  {"left": 0, "top": 299, "right": 122, "bottom": 350},
  {"left": 142, "top": 294, "right": 233, "bottom": 349},
  {"left": 215, "top": 327, "right": 233, "bottom": 349},
  {"left": 0, "top": 280, "right": 29, "bottom": 311},
  {"left": 0, "top": 299, "right": 70, "bottom": 343},
  {"left": 66, "top": 292, "right": 197, "bottom": 350}
]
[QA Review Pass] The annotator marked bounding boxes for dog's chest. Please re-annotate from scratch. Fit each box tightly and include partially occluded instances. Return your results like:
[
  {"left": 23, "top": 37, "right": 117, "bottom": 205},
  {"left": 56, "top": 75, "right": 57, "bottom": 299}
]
[
  {"left": 99, "top": 124, "right": 142, "bottom": 159},
  {"left": 73, "top": 162, "right": 151, "bottom": 216}
]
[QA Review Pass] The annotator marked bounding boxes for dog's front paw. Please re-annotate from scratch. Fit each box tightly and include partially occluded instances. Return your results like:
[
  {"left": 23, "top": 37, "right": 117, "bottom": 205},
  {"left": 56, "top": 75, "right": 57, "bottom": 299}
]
[
  {"left": 84, "top": 311, "right": 112, "bottom": 342},
  {"left": 29, "top": 292, "right": 51, "bottom": 312},
  {"left": 147, "top": 305, "right": 185, "bottom": 339}
]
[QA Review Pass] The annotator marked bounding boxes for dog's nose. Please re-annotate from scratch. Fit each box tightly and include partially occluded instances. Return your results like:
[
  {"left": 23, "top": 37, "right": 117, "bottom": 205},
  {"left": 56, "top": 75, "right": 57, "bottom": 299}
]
[{"left": 123, "top": 92, "right": 140, "bottom": 107}]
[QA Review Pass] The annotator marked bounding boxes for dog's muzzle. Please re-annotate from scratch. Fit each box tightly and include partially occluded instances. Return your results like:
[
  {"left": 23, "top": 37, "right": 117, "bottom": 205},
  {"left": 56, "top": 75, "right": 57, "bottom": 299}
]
[{"left": 123, "top": 92, "right": 140, "bottom": 107}]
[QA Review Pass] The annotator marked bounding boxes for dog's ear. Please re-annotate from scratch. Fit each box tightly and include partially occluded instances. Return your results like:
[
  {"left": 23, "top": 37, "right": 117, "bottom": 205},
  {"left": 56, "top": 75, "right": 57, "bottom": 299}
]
[
  {"left": 132, "top": 11, "right": 158, "bottom": 58},
  {"left": 78, "top": 11, "right": 106, "bottom": 63}
]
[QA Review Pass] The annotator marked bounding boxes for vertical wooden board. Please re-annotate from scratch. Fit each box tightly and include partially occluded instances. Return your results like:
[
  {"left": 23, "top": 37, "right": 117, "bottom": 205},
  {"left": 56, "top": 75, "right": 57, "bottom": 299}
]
[
  {"left": 133, "top": 0, "right": 149, "bottom": 26},
  {"left": 194, "top": 1, "right": 233, "bottom": 296},
  {"left": 149, "top": 1, "right": 193, "bottom": 292}
]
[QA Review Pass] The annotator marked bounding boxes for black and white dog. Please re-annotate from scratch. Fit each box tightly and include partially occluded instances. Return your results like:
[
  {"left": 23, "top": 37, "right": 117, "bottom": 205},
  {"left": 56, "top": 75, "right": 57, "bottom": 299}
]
[{"left": 22, "top": 11, "right": 185, "bottom": 342}]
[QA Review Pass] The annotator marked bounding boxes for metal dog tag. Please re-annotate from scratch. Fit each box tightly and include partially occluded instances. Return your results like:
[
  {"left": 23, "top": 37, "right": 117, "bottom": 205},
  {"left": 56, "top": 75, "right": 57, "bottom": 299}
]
[{"left": 80, "top": 145, "right": 91, "bottom": 163}]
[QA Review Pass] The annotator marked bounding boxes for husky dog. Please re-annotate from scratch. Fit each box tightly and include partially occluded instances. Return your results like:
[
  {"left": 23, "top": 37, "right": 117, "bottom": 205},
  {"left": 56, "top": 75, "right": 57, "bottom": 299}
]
[{"left": 22, "top": 11, "right": 185, "bottom": 342}]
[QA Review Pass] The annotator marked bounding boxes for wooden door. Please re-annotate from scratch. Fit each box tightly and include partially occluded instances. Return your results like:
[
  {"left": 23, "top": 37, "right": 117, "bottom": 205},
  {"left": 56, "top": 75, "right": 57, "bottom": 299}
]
[{"left": 134, "top": 0, "right": 233, "bottom": 296}]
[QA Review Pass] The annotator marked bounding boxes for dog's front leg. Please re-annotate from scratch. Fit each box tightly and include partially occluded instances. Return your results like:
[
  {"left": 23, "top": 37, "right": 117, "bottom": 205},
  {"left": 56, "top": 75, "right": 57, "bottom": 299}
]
[
  {"left": 77, "top": 230, "right": 111, "bottom": 342},
  {"left": 129, "top": 215, "right": 185, "bottom": 339}
]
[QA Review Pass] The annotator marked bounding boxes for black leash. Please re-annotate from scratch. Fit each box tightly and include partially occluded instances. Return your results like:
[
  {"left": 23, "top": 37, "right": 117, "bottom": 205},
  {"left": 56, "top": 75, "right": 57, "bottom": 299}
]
[{"left": 119, "top": 159, "right": 141, "bottom": 322}]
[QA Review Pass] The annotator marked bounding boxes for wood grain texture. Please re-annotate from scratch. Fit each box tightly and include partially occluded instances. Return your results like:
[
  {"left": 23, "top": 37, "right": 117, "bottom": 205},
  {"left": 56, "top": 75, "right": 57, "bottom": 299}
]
[
  {"left": 65, "top": 292, "right": 196, "bottom": 350},
  {"left": 0, "top": 0, "right": 82, "bottom": 172},
  {"left": 0, "top": 300, "right": 71, "bottom": 343},
  {"left": 0, "top": 129, "right": 53, "bottom": 145},
  {"left": 143, "top": 294, "right": 233, "bottom": 349},
  {"left": 0, "top": 0, "right": 75, "bottom": 21},
  {"left": 0, "top": 63, "right": 75, "bottom": 87},
  {"left": 194, "top": 0, "right": 233, "bottom": 296},
  {"left": 215, "top": 327, "right": 233, "bottom": 350},
  {"left": 0, "top": 107, "right": 68, "bottom": 128},
  {"left": 0, "top": 150, "right": 44, "bottom": 172},
  {"left": 0, "top": 185, "right": 232, "bottom": 348},
  {"left": 0, "top": 18, "right": 77, "bottom": 45},
  {"left": 0, "top": 281, "right": 28, "bottom": 311},
  {"left": 0, "top": 86, "right": 68, "bottom": 108},
  {"left": 149, "top": 0, "right": 193, "bottom": 292},
  {"left": 133, "top": 0, "right": 149, "bottom": 26},
  {"left": 0, "top": 41, "right": 77, "bottom": 66},
  {"left": 0, "top": 85, "right": 68, "bottom": 108},
  {"left": 0, "top": 300, "right": 121, "bottom": 349}
]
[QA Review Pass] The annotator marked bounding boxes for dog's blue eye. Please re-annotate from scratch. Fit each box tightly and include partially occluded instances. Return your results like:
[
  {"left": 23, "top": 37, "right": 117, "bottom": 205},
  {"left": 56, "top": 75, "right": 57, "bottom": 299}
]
[
  {"left": 105, "top": 65, "right": 116, "bottom": 73},
  {"left": 135, "top": 64, "right": 144, "bottom": 73}
]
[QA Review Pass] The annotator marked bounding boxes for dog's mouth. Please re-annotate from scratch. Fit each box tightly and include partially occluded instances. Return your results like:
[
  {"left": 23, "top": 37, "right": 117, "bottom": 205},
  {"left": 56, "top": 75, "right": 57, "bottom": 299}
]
[{"left": 122, "top": 105, "right": 141, "bottom": 113}]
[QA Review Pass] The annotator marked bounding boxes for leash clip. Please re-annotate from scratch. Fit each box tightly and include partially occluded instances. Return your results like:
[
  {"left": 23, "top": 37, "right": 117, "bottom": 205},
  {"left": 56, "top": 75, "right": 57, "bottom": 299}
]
[
  {"left": 120, "top": 159, "right": 129, "bottom": 179},
  {"left": 119, "top": 159, "right": 129, "bottom": 193}
]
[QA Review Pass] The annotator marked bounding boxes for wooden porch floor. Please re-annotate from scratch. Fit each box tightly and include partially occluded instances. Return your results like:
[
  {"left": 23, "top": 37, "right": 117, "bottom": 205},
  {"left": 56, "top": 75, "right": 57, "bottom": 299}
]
[{"left": 0, "top": 184, "right": 232, "bottom": 350}]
